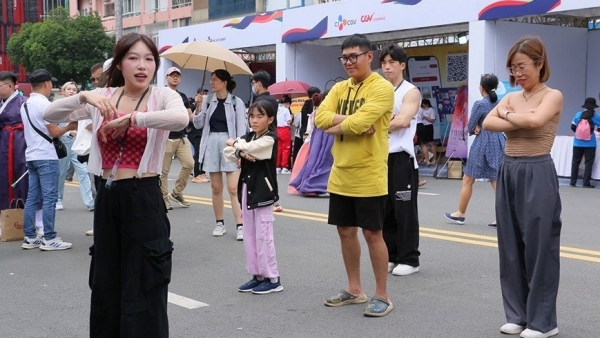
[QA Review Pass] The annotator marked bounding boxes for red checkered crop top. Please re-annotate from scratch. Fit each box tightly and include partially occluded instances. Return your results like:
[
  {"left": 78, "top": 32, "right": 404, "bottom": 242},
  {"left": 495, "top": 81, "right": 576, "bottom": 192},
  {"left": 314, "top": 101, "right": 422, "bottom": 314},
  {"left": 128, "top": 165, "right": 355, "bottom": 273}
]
[{"left": 98, "top": 115, "right": 148, "bottom": 169}]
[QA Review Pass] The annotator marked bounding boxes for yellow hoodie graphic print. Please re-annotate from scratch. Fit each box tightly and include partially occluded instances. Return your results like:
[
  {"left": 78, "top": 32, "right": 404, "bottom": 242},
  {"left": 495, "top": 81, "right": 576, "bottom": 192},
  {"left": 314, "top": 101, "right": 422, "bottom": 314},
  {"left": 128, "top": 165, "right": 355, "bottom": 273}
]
[{"left": 315, "top": 72, "right": 394, "bottom": 197}]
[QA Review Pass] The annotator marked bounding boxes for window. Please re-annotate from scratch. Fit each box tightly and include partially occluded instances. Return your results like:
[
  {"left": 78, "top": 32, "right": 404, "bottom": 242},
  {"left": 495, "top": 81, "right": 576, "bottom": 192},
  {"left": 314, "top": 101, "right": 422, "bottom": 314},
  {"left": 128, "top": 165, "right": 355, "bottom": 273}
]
[
  {"left": 42, "top": 0, "right": 68, "bottom": 15},
  {"left": 123, "top": 0, "right": 140, "bottom": 17},
  {"left": 145, "top": 0, "right": 168, "bottom": 13},
  {"left": 104, "top": 3, "right": 115, "bottom": 17},
  {"left": 172, "top": 18, "right": 191, "bottom": 28},
  {"left": 209, "top": 0, "right": 256, "bottom": 20},
  {"left": 172, "top": 0, "right": 192, "bottom": 9}
]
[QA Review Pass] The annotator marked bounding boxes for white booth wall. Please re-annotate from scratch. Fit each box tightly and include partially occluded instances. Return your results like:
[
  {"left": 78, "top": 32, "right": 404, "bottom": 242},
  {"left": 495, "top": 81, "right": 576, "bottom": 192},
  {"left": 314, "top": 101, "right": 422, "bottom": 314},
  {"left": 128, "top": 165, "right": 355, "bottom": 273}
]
[
  {"left": 291, "top": 44, "right": 347, "bottom": 91},
  {"left": 585, "top": 30, "right": 600, "bottom": 102},
  {"left": 491, "top": 21, "right": 588, "bottom": 135}
]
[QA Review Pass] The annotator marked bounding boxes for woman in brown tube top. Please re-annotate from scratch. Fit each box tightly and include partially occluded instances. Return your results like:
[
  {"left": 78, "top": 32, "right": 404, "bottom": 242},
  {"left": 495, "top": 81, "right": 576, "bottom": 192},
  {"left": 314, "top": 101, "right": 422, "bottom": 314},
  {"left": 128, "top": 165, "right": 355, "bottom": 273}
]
[{"left": 482, "top": 36, "right": 562, "bottom": 338}]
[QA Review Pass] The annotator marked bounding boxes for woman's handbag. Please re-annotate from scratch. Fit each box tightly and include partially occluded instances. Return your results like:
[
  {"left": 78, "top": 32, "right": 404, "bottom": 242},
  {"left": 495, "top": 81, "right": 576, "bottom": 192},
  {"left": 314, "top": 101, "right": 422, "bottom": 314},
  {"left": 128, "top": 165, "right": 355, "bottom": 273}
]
[
  {"left": 24, "top": 104, "right": 68, "bottom": 159},
  {"left": 71, "top": 120, "right": 93, "bottom": 156}
]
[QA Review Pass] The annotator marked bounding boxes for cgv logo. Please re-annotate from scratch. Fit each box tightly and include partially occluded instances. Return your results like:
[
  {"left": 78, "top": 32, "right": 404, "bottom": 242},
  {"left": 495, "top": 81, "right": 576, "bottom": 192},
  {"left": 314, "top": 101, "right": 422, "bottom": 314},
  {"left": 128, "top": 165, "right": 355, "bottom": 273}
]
[{"left": 361, "top": 14, "right": 375, "bottom": 22}]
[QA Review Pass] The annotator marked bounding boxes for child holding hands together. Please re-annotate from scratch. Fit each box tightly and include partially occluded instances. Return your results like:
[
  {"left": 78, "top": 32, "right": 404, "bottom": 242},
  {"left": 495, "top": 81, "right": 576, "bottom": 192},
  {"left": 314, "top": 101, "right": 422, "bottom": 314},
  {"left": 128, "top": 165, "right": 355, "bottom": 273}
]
[{"left": 224, "top": 100, "right": 283, "bottom": 294}]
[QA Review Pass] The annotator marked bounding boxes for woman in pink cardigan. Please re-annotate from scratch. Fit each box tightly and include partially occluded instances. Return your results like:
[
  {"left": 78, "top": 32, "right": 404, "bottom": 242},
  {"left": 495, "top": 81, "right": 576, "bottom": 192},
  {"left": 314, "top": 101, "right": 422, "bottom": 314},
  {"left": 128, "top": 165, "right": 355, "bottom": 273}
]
[{"left": 44, "top": 33, "right": 188, "bottom": 338}]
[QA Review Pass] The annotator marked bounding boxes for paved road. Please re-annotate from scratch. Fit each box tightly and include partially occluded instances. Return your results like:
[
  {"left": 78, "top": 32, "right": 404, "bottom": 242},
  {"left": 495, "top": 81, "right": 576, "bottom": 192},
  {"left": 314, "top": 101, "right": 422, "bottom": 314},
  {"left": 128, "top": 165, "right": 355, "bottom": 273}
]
[{"left": 1, "top": 164, "right": 598, "bottom": 338}]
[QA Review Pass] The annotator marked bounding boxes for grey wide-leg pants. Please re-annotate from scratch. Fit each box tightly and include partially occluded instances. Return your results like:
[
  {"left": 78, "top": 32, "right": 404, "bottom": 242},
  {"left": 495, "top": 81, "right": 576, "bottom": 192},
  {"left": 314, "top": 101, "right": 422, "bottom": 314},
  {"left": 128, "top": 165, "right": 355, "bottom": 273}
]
[{"left": 496, "top": 154, "right": 562, "bottom": 333}]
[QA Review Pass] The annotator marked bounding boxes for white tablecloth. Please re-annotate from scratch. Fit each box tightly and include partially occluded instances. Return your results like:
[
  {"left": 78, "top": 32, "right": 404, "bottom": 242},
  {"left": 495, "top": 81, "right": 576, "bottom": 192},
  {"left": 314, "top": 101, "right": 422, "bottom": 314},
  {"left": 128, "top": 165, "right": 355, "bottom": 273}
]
[{"left": 550, "top": 135, "right": 600, "bottom": 179}]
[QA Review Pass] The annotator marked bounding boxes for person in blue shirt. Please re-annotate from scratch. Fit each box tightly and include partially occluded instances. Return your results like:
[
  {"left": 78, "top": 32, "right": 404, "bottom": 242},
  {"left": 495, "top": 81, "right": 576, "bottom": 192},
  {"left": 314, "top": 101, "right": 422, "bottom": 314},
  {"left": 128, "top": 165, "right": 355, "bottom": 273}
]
[{"left": 570, "top": 97, "right": 600, "bottom": 188}]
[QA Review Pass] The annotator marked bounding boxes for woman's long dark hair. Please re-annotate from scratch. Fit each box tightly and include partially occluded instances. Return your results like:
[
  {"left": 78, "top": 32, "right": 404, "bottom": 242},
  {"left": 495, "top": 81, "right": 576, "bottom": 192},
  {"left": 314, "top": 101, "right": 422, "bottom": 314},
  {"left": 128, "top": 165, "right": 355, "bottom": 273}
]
[
  {"left": 581, "top": 108, "right": 595, "bottom": 121},
  {"left": 106, "top": 33, "right": 160, "bottom": 88},
  {"left": 480, "top": 74, "right": 499, "bottom": 103}
]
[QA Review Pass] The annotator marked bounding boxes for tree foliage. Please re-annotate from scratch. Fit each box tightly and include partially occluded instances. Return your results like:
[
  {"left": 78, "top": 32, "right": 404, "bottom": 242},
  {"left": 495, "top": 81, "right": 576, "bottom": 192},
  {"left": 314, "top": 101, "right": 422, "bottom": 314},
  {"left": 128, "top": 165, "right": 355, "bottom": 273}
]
[{"left": 7, "top": 7, "right": 114, "bottom": 86}]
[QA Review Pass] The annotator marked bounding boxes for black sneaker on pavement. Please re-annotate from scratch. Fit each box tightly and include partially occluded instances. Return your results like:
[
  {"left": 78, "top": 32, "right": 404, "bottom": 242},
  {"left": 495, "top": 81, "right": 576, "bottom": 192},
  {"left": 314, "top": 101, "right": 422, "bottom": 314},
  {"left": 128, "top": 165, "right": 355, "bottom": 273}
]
[{"left": 169, "top": 192, "right": 190, "bottom": 207}]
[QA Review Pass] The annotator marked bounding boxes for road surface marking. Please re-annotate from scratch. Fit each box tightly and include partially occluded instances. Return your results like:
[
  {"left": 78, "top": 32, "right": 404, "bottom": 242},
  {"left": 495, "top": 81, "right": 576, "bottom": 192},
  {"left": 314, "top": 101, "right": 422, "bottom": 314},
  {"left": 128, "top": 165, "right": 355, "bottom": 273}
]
[
  {"left": 168, "top": 292, "right": 209, "bottom": 309},
  {"left": 63, "top": 183, "right": 600, "bottom": 263}
]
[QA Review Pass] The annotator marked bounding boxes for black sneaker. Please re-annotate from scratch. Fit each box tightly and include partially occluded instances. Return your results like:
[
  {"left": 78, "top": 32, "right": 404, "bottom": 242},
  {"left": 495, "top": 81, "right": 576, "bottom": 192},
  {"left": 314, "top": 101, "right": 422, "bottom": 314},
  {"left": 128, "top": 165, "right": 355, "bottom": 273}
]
[
  {"left": 169, "top": 192, "right": 190, "bottom": 207},
  {"left": 238, "top": 276, "right": 263, "bottom": 293}
]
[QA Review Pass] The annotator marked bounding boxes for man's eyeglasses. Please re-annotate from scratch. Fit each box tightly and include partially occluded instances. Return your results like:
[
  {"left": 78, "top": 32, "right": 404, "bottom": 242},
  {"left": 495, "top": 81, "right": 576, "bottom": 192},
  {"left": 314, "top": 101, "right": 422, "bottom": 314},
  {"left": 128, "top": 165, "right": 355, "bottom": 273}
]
[
  {"left": 337, "top": 52, "right": 368, "bottom": 65},
  {"left": 168, "top": 73, "right": 181, "bottom": 78},
  {"left": 506, "top": 62, "right": 533, "bottom": 76}
]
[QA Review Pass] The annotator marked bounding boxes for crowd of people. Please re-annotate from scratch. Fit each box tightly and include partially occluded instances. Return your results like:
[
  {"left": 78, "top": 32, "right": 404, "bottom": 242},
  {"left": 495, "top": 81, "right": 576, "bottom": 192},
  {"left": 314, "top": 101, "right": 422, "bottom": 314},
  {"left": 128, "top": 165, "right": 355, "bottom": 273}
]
[{"left": 1, "top": 31, "right": 591, "bottom": 338}]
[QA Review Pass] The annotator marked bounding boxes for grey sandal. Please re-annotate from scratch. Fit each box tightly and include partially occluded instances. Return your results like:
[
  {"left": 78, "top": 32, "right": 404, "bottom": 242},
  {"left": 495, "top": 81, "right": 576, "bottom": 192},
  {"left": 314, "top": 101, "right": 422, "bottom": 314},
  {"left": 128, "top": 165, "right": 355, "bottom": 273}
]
[
  {"left": 324, "top": 290, "right": 368, "bottom": 307},
  {"left": 364, "top": 296, "right": 394, "bottom": 317}
]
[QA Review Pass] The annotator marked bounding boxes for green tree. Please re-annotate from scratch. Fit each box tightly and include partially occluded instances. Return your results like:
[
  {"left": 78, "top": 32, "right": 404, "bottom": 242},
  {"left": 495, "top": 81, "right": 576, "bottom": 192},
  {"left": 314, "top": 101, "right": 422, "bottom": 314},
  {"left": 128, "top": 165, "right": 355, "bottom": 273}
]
[{"left": 7, "top": 7, "right": 114, "bottom": 86}]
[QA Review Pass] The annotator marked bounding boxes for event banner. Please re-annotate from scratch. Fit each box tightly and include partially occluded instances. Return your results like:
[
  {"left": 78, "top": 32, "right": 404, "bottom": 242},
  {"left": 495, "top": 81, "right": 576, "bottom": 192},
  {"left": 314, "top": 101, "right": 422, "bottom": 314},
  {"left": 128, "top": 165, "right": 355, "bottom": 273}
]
[{"left": 445, "top": 86, "right": 469, "bottom": 159}]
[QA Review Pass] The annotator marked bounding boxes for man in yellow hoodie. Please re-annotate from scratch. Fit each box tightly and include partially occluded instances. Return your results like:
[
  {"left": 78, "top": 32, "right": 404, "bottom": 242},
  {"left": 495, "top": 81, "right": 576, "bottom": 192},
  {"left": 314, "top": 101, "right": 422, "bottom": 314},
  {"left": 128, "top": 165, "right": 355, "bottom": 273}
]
[{"left": 315, "top": 34, "right": 394, "bottom": 317}]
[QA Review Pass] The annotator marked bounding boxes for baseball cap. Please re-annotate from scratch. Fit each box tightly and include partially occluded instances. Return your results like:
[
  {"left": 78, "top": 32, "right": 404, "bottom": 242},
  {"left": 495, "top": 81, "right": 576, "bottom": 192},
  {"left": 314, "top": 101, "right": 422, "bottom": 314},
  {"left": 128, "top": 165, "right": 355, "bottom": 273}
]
[
  {"left": 103, "top": 58, "right": 113, "bottom": 72},
  {"left": 167, "top": 67, "right": 181, "bottom": 75},
  {"left": 29, "top": 69, "right": 58, "bottom": 84}
]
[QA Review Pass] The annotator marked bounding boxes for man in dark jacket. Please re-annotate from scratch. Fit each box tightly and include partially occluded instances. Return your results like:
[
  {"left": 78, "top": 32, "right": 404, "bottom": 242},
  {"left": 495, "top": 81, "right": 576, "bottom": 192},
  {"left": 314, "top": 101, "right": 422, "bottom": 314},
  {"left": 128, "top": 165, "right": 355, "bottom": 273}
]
[{"left": 293, "top": 86, "right": 321, "bottom": 161}]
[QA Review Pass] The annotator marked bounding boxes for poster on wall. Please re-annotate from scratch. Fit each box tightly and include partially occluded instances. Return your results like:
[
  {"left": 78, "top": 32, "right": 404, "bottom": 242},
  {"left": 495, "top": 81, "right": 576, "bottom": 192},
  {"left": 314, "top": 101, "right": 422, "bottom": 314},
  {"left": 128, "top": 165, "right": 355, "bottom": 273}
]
[
  {"left": 406, "top": 45, "right": 469, "bottom": 140},
  {"left": 445, "top": 86, "right": 469, "bottom": 159},
  {"left": 291, "top": 96, "right": 308, "bottom": 115},
  {"left": 433, "top": 87, "right": 459, "bottom": 142}
]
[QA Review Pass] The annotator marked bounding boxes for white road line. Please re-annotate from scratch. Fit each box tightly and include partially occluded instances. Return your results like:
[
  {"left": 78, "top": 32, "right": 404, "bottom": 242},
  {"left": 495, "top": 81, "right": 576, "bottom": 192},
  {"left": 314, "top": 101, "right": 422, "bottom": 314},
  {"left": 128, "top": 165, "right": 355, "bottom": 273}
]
[
  {"left": 168, "top": 292, "right": 209, "bottom": 309},
  {"left": 418, "top": 192, "right": 440, "bottom": 196}
]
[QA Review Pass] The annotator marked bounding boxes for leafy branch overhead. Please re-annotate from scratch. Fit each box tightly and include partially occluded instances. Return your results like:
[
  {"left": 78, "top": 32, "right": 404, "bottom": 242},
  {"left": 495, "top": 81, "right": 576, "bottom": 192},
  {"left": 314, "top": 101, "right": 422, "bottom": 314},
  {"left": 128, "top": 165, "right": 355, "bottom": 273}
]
[{"left": 7, "top": 7, "right": 114, "bottom": 86}]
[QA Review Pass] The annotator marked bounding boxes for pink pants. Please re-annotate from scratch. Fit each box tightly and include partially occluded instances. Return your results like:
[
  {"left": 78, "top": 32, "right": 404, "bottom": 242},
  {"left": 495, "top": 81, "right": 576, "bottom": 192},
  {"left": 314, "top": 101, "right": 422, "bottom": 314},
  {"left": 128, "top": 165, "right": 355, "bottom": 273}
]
[{"left": 242, "top": 184, "right": 279, "bottom": 278}]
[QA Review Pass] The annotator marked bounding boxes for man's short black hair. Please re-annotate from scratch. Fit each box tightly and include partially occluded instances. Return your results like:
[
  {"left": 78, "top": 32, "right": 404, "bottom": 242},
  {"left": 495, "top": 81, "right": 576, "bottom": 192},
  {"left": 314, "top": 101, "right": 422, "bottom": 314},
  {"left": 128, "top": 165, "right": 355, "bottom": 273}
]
[
  {"left": 341, "top": 34, "right": 372, "bottom": 53},
  {"left": 379, "top": 44, "right": 408, "bottom": 64},
  {"left": 0, "top": 71, "right": 17, "bottom": 84},
  {"left": 251, "top": 70, "right": 271, "bottom": 89},
  {"left": 307, "top": 86, "right": 321, "bottom": 98}
]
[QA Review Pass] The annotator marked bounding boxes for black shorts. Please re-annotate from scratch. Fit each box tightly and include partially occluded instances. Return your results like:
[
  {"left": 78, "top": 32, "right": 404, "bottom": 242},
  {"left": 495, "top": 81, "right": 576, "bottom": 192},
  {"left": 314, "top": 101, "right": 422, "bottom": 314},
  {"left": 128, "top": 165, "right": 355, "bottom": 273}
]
[
  {"left": 328, "top": 193, "right": 386, "bottom": 230},
  {"left": 416, "top": 123, "right": 434, "bottom": 144}
]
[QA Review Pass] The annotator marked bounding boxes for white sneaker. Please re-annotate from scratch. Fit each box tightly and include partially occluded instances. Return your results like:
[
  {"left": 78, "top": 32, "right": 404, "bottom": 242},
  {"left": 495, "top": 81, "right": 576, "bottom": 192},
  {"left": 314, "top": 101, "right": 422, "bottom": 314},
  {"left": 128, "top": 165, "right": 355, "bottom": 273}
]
[
  {"left": 236, "top": 226, "right": 243, "bottom": 241},
  {"left": 520, "top": 328, "right": 558, "bottom": 338},
  {"left": 276, "top": 168, "right": 282, "bottom": 174},
  {"left": 21, "top": 236, "right": 43, "bottom": 249},
  {"left": 281, "top": 168, "right": 291, "bottom": 175},
  {"left": 387, "top": 262, "right": 397, "bottom": 273},
  {"left": 212, "top": 222, "right": 226, "bottom": 237},
  {"left": 392, "top": 264, "right": 419, "bottom": 276},
  {"left": 85, "top": 229, "right": 94, "bottom": 236},
  {"left": 40, "top": 237, "right": 72, "bottom": 251},
  {"left": 501, "top": 323, "right": 525, "bottom": 335},
  {"left": 55, "top": 201, "right": 64, "bottom": 211}
]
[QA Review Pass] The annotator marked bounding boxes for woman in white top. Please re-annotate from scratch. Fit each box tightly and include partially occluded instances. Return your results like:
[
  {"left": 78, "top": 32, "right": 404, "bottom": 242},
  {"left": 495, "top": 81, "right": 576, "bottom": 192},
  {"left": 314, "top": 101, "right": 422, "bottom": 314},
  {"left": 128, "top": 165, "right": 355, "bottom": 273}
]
[
  {"left": 56, "top": 81, "right": 95, "bottom": 211},
  {"left": 44, "top": 33, "right": 188, "bottom": 338},
  {"left": 193, "top": 69, "right": 247, "bottom": 240},
  {"left": 416, "top": 99, "right": 437, "bottom": 166}
]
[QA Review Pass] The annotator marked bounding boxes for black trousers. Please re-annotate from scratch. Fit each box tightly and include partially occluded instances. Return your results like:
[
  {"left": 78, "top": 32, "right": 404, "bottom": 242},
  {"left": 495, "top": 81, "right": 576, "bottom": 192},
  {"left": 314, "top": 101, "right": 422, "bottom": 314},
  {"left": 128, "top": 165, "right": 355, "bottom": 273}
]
[
  {"left": 382, "top": 152, "right": 420, "bottom": 266},
  {"left": 190, "top": 135, "right": 205, "bottom": 177},
  {"left": 570, "top": 146, "right": 596, "bottom": 186},
  {"left": 496, "top": 154, "right": 561, "bottom": 333},
  {"left": 90, "top": 177, "right": 172, "bottom": 338},
  {"left": 293, "top": 136, "right": 304, "bottom": 161}
]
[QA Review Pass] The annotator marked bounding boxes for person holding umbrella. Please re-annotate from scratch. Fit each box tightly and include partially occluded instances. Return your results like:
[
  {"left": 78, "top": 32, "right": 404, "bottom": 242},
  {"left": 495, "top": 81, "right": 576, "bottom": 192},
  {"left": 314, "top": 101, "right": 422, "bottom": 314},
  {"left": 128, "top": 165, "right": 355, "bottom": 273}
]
[{"left": 193, "top": 69, "right": 246, "bottom": 240}]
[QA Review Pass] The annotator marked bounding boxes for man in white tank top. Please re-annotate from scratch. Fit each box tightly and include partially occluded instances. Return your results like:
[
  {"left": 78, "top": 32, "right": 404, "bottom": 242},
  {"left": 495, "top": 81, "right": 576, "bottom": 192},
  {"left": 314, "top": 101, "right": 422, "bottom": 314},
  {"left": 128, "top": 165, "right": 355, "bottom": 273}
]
[{"left": 379, "top": 45, "right": 422, "bottom": 276}]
